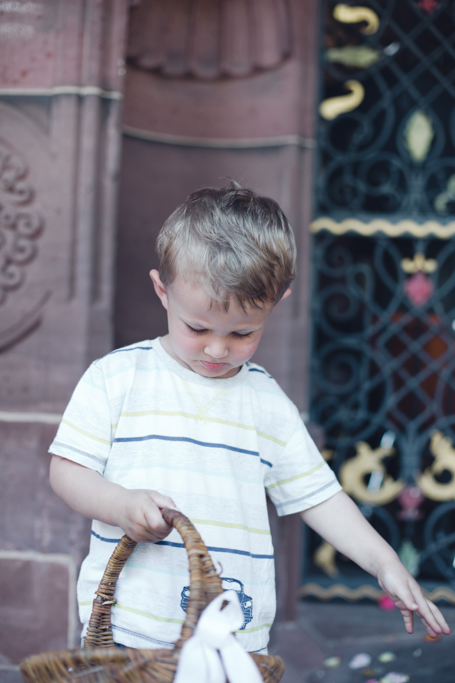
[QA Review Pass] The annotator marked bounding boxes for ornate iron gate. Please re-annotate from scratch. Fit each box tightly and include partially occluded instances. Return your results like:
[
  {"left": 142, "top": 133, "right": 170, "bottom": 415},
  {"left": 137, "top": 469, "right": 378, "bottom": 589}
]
[{"left": 304, "top": 0, "right": 455, "bottom": 603}]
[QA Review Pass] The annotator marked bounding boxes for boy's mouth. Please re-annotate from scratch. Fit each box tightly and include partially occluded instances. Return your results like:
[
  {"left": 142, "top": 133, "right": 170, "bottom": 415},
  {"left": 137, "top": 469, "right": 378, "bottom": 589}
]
[{"left": 200, "top": 361, "right": 228, "bottom": 370}]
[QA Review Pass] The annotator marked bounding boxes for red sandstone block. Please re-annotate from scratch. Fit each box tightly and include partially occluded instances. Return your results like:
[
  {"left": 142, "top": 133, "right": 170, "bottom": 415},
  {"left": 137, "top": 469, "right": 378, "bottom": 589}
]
[{"left": 0, "top": 555, "right": 71, "bottom": 665}]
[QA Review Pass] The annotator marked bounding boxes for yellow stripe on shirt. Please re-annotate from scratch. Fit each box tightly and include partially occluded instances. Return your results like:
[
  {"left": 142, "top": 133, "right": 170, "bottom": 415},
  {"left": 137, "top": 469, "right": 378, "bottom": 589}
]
[
  {"left": 119, "top": 409, "right": 286, "bottom": 446},
  {"left": 61, "top": 419, "right": 111, "bottom": 445},
  {"left": 267, "top": 461, "right": 326, "bottom": 490},
  {"left": 237, "top": 623, "right": 272, "bottom": 634},
  {"left": 190, "top": 518, "right": 271, "bottom": 535},
  {"left": 115, "top": 603, "right": 184, "bottom": 625}
]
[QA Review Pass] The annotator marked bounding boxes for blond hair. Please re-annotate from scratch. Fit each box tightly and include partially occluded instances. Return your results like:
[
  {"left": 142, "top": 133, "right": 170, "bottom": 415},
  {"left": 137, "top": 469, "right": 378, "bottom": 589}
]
[{"left": 156, "top": 183, "right": 296, "bottom": 308}]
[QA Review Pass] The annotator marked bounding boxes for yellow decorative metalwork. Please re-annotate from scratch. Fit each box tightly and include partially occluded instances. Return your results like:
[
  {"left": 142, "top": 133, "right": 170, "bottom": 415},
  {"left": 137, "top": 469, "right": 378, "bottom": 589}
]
[
  {"left": 434, "top": 175, "right": 455, "bottom": 215},
  {"left": 299, "top": 582, "right": 455, "bottom": 604},
  {"left": 314, "top": 541, "right": 339, "bottom": 577},
  {"left": 311, "top": 217, "right": 455, "bottom": 239},
  {"left": 404, "top": 110, "right": 435, "bottom": 163},
  {"left": 333, "top": 4, "right": 380, "bottom": 34},
  {"left": 299, "top": 582, "right": 382, "bottom": 601},
  {"left": 401, "top": 253, "right": 437, "bottom": 274},
  {"left": 326, "top": 45, "right": 381, "bottom": 68},
  {"left": 340, "top": 441, "right": 405, "bottom": 505},
  {"left": 319, "top": 80, "right": 365, "bottom": 120},
  {"left": 417, "top": 431, "right": 455, "bottom": 501}
]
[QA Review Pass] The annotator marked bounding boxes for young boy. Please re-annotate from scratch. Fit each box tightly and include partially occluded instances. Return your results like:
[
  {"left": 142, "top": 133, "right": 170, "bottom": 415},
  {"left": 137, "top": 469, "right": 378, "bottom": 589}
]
[{"left": 50, "top": 184, "right": 450, "bottom": 654}]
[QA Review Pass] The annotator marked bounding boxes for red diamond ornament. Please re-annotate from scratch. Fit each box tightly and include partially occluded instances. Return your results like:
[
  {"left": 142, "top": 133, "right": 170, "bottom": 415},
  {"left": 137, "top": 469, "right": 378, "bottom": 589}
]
[
  {"left": 404, "top": 271, "right": 434, "bottom": 306},
  {"left": 417, "top": 0, "right": 438, "bottom": 13}
]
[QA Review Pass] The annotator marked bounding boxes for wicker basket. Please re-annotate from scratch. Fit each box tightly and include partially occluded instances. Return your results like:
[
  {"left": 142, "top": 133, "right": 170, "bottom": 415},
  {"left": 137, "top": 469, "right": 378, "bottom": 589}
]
[{"left": 20, "top": 508, "right": 285, "bottom": 683}]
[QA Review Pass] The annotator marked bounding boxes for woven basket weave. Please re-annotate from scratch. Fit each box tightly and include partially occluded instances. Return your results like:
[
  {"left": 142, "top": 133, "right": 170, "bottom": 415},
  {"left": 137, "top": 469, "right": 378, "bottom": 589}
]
[{"left": 20, "top": 508, "right": 285, "bottom": 683}]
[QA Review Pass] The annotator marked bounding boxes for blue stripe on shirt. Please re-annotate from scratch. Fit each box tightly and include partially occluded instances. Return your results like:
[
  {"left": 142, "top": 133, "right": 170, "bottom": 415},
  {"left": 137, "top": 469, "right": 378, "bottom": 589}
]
[
  {"left": 113, "top": 433, "right": 272, "bottom": 466},
  {"left": 248, "top": 368, "right": 273, "bottom": 379},
  {"left": 91, "top": 531, "right": 273, "bottom": 559},
  {"left": 275, "top": 479, "right": 338, "bottom": 509}
]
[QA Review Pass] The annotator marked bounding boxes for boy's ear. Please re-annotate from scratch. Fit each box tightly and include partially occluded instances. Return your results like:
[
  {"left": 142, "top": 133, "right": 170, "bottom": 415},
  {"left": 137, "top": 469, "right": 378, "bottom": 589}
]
[
  {"left": 149, "top": 269, "right": 169, "bottom": 310},
  {"left": 272, "top": 287, "right": 292, "bottom": 310}
]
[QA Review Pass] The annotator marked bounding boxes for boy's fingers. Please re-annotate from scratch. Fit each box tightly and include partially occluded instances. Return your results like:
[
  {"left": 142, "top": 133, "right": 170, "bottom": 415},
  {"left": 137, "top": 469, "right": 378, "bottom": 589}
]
[
  {"left": 400, "top": 608, "right": 414, "bottom": 634},
  {"left": 142, "top": 502, "right": 172, "bottom": 538},
  {"left": 413, "top": 596, "right": 440, "bottom": 631},
  {"left": 150, "top": 491, "right": 179, "bottom": 511},
  {"left": 409, "top": 588, "right": 450, "bottom": 635},
  {"left": 426, "top": 599, "right": 451, "bottom": 634}
]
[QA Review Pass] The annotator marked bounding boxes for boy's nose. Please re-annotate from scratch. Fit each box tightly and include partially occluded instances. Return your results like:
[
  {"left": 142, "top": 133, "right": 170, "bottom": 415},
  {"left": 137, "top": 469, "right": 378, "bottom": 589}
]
[{"left": 204, "top": 340, "right": 228, "bottom": 359}]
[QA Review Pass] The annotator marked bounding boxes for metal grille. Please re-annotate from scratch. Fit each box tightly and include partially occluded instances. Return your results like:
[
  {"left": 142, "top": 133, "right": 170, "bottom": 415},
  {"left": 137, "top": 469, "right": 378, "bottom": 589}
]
[
  {"left": 317, "top": 0, "right": 455, "bottom": 220},
  {"left": 306, "top": 0, "right": 455, "bottom": 598}
]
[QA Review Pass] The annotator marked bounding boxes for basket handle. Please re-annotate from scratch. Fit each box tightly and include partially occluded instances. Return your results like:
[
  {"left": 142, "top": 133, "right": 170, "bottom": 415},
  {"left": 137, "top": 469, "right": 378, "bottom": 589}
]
[{"left": 84, "top": 508, "right": 224, "bottom": 649}]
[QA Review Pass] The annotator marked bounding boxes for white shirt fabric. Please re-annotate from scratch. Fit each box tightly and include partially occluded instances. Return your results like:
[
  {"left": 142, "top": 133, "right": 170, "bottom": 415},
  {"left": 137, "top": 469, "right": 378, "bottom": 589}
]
[{"left": 49, "top": 337, "right": 341, "bottom": 653}]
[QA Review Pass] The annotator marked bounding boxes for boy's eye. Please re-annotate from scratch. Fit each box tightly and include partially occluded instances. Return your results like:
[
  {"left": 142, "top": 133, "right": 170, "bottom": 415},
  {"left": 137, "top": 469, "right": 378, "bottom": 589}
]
[
  {"left": 186, "top": 324, "right": 207, "bottom": 335},
  {"left": 233, "top": 331, "right": 254, "bottom": 339}
]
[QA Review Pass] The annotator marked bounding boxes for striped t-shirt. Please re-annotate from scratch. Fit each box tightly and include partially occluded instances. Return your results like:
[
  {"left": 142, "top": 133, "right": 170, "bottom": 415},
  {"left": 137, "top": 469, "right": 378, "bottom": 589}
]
[{"left": 49, "top": 337, "right": 341, "bottom": 653}]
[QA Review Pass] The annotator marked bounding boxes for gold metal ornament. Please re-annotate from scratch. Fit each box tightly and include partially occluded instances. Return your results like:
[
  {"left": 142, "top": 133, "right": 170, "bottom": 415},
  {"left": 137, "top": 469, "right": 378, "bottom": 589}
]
[
  {"left": 319, "top": 80, "right": 365, "bottom": 120},
  {"left": 299, "top": 582, "right": 455, "bottom": 605},
  {"left": 404, "top": 110, "right": 435, "bottom": 163},
  {"left": 434, "top": 175, "right": 455, "bottom": 215},
  {"left": 314, "top": 541, "right": 339, "bottom": 577},
  {"left": 310, "top": 217, "right": 455, "bottom": 239},
  {"left": 326, "top": 45, "right": 381, "bottom": 68},
  {"left": 417, "top": 431, "right": 455, "bottom": 501},
  {"left": 340, "top": 441, "right": 405, "bottom": 505},
  {"left": 400, "top": 253, "right": 437, "bottom": 274},
  {"left": 333, "top": 4, "right": 380, "bottom": 34}
]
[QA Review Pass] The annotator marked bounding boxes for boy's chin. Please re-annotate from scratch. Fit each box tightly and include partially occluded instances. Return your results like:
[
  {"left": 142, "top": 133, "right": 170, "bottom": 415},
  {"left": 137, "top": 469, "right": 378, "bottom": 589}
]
[{"left": 195, "top": 361, "right": 240, "bottom": 378}]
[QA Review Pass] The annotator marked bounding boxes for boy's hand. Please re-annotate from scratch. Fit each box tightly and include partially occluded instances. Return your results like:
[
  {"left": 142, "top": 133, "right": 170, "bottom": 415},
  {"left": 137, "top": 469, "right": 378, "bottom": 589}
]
[
  {"left": 377, "top": 563, "right": 451, "bottom": 637},
  {"left": 112, "top": 488, "right": 179, "bottom": 543},
  {"left": 50, "top": 456, "right": 178, "bottom": 543},
  {"left": 301, "top": 492, "right": 451, "bottom": 638}
]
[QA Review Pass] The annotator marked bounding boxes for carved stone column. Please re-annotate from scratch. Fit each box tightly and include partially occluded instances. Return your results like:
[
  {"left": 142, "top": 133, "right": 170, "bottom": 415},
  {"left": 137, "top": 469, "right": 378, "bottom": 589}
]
[{"left": 0, "top": 0, "right": 128, "bottom": 666}]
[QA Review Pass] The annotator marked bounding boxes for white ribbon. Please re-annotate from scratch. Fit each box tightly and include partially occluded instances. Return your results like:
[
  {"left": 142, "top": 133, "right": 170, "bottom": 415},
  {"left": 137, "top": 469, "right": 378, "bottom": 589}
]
[{"left": 174, "top": 590, "right": 264, "bottom": 683}]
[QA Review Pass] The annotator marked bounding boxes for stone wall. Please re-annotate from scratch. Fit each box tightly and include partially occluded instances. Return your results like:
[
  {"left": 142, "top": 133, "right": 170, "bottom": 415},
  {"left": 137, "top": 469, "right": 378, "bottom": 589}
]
[
  {"left": 0, "top": 0, "right": 128, "bottom": 668},
  {"left": 0, "top": 0, "right": 320, "bottom": 670}
]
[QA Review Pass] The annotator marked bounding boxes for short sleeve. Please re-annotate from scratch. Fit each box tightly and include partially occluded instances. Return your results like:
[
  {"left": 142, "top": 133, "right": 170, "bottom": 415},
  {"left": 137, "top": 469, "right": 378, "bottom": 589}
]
[
  {"left": 265, "top": 422, "right": 342, "bottom": 516},
  {"left": 49, "top": 361, "right": 112, "bottom": 474}
]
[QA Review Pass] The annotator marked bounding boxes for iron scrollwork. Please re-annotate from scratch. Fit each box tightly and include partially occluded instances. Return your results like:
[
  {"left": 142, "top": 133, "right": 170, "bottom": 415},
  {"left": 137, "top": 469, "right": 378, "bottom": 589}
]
[
  {"left": 316, "top": 0, "right": 455, "bottom": 227},
  {"left": 305, "top": 1, "right": 455, "bottom": 599}
]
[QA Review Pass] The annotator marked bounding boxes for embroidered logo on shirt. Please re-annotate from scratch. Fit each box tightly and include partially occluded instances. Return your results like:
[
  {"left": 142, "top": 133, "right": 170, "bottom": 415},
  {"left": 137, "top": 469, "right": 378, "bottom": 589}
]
[{"left": 180, "top": 577, "right": 253, "bottom": 629}]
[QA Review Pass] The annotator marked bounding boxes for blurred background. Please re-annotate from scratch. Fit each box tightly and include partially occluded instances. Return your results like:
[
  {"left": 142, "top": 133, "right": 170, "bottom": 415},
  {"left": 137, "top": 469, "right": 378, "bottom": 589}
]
[{"left": 2, "top": 1, "right": 455, "bottom": 681}]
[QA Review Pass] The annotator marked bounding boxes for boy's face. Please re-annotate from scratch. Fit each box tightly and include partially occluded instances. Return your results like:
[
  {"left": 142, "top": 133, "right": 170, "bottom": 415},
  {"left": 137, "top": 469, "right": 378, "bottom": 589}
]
[{"left": 150, "top": 270, "right": 290, "bottom": 379}]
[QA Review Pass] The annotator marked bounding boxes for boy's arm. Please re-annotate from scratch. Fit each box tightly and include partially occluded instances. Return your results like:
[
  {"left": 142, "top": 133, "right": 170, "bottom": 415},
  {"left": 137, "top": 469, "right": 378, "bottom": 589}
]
[
  {"left": 50, "top": 455, "right": 178, "bottom": 543},
  {"left": 301, "top": 490, "right": 451, "bottom": 637}
]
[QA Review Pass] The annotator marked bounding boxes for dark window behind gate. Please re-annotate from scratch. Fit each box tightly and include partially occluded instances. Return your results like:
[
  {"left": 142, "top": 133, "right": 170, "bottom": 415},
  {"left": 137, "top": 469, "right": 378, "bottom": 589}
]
[{"left": 304, "top": 0, "right": 455, "bottom": 603}]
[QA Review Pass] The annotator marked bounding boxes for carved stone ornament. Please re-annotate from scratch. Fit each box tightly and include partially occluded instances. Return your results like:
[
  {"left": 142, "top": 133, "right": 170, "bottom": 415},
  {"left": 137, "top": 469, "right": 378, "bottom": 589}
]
[
  {"left": 0, "top": 142, "right": 43, "bottom": 307},
  {"left": 127, "top": 0, "right": 293, "bottom": 80}
]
